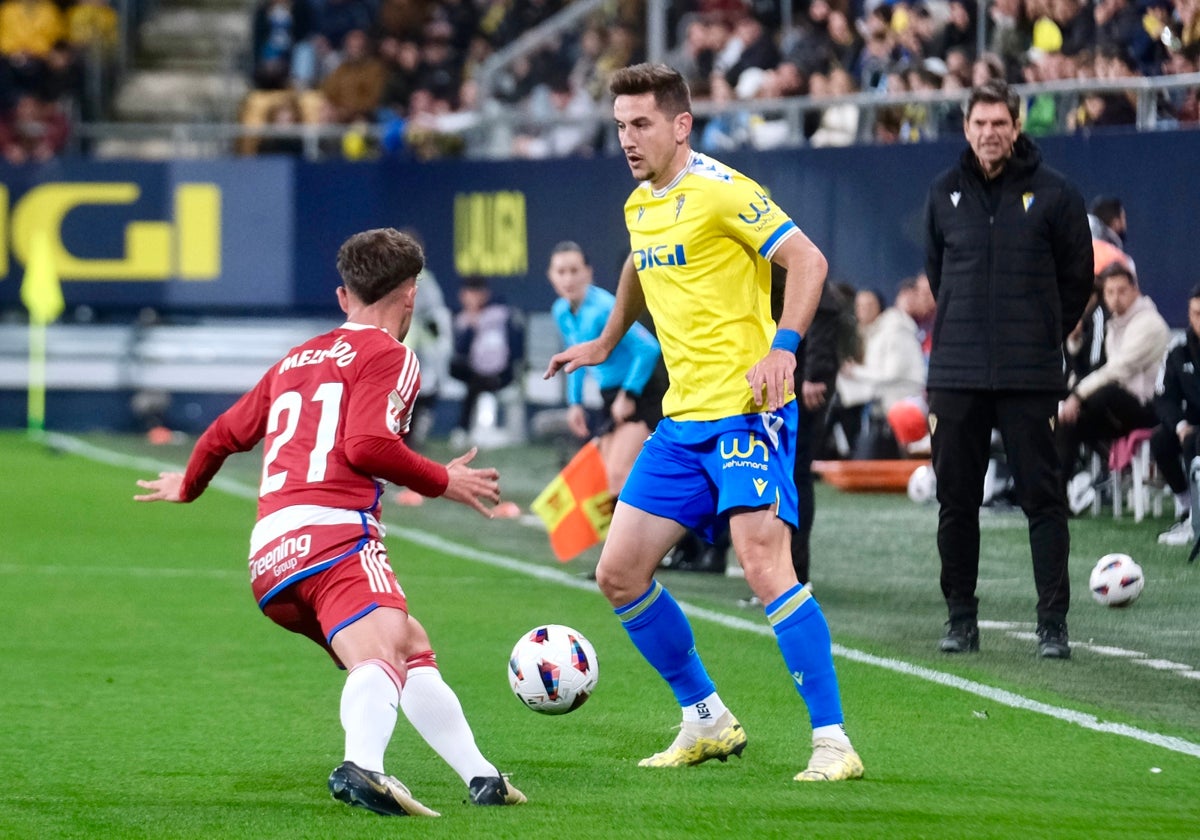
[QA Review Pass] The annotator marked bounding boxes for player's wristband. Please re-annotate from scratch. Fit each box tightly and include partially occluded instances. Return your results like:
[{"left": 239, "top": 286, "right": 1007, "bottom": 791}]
[{"left": 771, "top": 329, "right": 802, "bottom": 354}]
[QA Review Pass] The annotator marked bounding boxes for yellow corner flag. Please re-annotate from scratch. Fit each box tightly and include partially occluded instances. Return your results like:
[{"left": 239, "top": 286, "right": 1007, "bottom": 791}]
[
  {"left": 22, "top": 229, "right": 64, "bottom": 432},
  {"left": 530, "top": 440, "right": 614, "bottom": 562},
  {"left": 20, "top": 230, "right": 64, "bottom": 326}
]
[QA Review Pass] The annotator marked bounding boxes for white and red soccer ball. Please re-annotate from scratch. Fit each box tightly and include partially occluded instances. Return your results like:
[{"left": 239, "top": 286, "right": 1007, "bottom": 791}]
[
  {"left": 508, "top": 624, "right": 598, "bottom": 714},
  {"left": 1088, "top": 553, "right": 1145, "bottom": 607}
]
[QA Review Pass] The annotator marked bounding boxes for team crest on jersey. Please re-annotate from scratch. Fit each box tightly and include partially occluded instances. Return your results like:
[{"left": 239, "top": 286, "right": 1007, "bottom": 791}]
[
  {"left": 1022, "top": 192, "right": 1035, "bottom": 212},
  {"left": 950, "top": 191, "right": 961, "bottom": 207},
  {"left": 674, "top": 194, "right": 686, "bottom": 221},
  {"left": 637, "top": 206, "right": 645, "bottom": 223}
]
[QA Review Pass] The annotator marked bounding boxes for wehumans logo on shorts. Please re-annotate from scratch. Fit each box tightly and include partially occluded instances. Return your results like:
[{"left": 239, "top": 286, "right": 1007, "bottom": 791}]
[{"left": 720, "top": 434, "right": 768, "bottom": 470}]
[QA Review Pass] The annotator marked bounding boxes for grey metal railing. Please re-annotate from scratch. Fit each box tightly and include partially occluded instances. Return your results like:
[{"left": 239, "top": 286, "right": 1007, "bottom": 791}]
[{"left": 71, "top": 72, "right": 1200, "bottom": 161}]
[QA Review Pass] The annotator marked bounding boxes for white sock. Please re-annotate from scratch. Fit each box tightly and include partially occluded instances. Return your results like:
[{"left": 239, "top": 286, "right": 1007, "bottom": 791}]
[
  {"left": 682, "top": 691, "right": 728, "bottom": 725},
  {"left": 399, "top": 665, "right": 497, "bottom": 784},
  {"left": 813, "top": 723, "right": 852, "bottom": 746},
  {"left": 340, "top": 660, "right": 400, "bottom": 773}
]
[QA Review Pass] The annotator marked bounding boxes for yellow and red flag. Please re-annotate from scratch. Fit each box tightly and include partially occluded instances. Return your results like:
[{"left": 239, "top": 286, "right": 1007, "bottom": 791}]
[{"left": 530, "top": 440, "right": 613, "bottom": 562}]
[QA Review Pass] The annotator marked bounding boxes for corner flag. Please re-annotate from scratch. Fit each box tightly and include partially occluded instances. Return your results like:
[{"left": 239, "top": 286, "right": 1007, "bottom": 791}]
[
  {"left": 22, "top": 229, "right": 64, "bottom": 432},
  {"left": 21, "top": 230, "right": 64, "bottom": 326},
  {"left": 530, "top": 440, "right": 613, "bottom": 562}
]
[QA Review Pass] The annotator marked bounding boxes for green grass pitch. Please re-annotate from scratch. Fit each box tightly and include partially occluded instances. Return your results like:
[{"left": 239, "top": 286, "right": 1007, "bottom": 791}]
[{"left": 1, "top": 430, "right": 1197, "bottom": 839}]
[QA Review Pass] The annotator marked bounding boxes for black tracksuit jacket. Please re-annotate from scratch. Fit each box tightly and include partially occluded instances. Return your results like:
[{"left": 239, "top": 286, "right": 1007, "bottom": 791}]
[{"left": 923, "top": 135, "right": 1094, "bottom": 393}]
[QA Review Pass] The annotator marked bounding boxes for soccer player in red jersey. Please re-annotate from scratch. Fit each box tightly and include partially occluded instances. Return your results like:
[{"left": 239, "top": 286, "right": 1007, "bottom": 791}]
[{"left": 134, "top": 228, "right": 524, "bottom": 816}]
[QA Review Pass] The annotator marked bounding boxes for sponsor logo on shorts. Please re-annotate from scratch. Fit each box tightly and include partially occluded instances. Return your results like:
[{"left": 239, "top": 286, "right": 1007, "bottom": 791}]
[
  {"left": 719, "top": 434, "right": 768, "bottom": 471},
  {"left": 753, "top": 477, "right": 768, "bottom": 497},
  {"left": 250, "top": 532, "right": 312, "bottom": 580}
]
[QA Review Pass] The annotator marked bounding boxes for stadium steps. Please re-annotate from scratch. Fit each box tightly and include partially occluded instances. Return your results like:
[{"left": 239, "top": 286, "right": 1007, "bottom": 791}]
[{"left": 99, "top": 1, "right": 252, "bottom": 158}]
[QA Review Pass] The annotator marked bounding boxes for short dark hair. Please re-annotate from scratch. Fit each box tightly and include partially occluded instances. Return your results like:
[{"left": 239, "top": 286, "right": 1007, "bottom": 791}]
[
  {"left": 1098, "top": 259, "right": 1137, "bottom": 287},
  {"left": 1089, "top": 195, "right": 1124, "bottom": 226},
  {"left": 965, "top": 79, "right": 1020, "bottom": 122},
  {"left": 609, "top": 63, "right": 692, "bottom": 118},
  {"left": 1189, "top": 283, "right": 1200, "bottom": 301},
  {"left": 550, "top": 240, "right": 589, "bottom": 264},
  {"left": 336, "top": 228, "right": 424, "bottom": 305}
]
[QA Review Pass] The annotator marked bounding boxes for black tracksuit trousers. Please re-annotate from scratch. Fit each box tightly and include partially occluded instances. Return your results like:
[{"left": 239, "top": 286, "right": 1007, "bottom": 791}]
[{"left": 929, "top": 389, "right": 1071, "bottom": 626}]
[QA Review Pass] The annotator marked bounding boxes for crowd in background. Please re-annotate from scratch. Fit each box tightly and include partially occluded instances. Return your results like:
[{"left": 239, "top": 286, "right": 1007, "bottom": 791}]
[
  {"left": 0, "top": 0, "right": 118, "bottom": 161},
  {"left": 239, "top": 0, "right": 1200, "bottom": 158}
]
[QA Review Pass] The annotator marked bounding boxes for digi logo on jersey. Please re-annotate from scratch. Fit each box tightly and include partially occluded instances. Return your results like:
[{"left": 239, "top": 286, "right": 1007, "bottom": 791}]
[
  {"left": 632, "top": 243, "right": 687, "bottom": 271},
  {"left": 719, "top": 434, "right": 769, "bottom": 470}
]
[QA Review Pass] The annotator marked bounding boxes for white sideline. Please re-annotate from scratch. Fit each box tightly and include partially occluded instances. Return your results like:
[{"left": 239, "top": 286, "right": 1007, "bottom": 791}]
[{"left": 48, "top": 432, "right": 1200, "bottom": 761}]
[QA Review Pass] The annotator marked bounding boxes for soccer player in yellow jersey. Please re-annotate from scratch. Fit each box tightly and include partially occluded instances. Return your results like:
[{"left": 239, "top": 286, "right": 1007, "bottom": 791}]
[{"left": 546, "top": 64, "right": 863, "bottom": 782}]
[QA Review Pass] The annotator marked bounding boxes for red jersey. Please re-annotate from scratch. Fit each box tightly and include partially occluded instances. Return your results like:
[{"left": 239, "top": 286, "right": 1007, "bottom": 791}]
[{"left": 179, "top": 322, "right": 450, "bottom": 605}]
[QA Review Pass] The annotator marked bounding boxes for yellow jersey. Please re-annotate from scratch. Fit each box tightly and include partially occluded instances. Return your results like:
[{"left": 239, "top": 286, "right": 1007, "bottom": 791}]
[{"left": 624, "top": 151, "right": 799, "bottom": 421}]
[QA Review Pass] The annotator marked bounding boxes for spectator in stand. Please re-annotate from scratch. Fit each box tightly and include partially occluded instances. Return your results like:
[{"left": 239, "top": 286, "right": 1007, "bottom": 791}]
[
  {"left": 40, "top": 39, "right": 83, "bottom": 106},
  {"left": 251, "top": 0, "right": 316, "bottom": 90},
  {"left": 1152, "top": 284, "right": 1200, "bottom": 546},
  {"left": 256, "top": 93, "right": 306, "bottom": 155},
  {"left": 809, "top": 66, "right": 860, "bottom": 147},
  {"left": 1050, "top": 0, "right": 1096, "bottom": 56},
  {"left": 66, "top": 0, "right": 117, "bottom": 60},
  {"left": 723, "top": 12, "right": 781, "bottom": 87},
  {"left": 1057, "top": 260, "right": 1170, "bottom": 494},
  {"left": 378, "top": 37, "right": 421, "bottom": 118},
  {"left": 665, "top": 14, "right": 715, "bottom": 98},
  {"left": 1097, "top": 0, "right": 1145, "bottom": 50},
  {"left": 0, "top": 0, "right": 64, "bottom": 97},
  {"left": 449, "top": 276, "right": 525, "bottom": 446},
  {"left": 1129, "top": 0, "right": 1173, "bottom": 74},
  {"left": 316, "top": 0, "right": 375, "bottom": 54},
  {"left": 321, "top": 29, "right": 387, "bottom": 124},
  {"left": 930, "top": 0, "right": 978, "bottom": 61},
  {"left": 414, "top": 20, "right": 462, "bottom": 104},
  {"left": 1076, "top": 45, "right": 1140, "bottom": 127},
  {"left": 986, "top": 0, "right": 1031, "bottom": 76},
  {"left": 826, "top": 8, "right": 864, "bottom": 73},
  {"left": 0, "top": 92, "right": 68, "bottom": 162}
]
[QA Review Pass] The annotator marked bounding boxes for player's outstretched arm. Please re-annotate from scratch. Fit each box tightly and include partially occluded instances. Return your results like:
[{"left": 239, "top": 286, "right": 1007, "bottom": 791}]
[
  {"left": 441, "top": 447, "right": 502, "bottom": 517},
  {"left": 134, "top": 471, "right": 185, "bottom": 503}
]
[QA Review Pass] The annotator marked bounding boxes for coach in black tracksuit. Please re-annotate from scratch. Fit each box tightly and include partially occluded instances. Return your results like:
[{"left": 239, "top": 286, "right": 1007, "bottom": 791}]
[{"left": 923, "top": 80, "right": 1093, "bottom": 660}]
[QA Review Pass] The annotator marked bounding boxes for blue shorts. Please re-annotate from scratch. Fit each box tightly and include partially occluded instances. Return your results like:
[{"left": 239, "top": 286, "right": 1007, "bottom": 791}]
[{"left": 620, "top": 401, "right": 799, "bottom": 542}]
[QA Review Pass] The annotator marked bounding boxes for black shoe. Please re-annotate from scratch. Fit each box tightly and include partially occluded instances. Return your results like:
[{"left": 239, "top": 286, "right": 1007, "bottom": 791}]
[
  {"left": 938, "top": 618, "right": 980, "bottom": 653},
  {"left": 328, "top": 761, "right": 440, "bottom": 817},
  {"left": 467, "top": 775, "right": 527, "bottom": 806},
  {"left": 1036, "top": 621, "right": 1071, "bottom": 659}
]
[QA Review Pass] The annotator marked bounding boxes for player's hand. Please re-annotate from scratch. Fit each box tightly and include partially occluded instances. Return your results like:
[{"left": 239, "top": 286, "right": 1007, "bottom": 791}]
[
  {"left": 566, "top": 404, "right": 590, "bottom": 438},
  {"left": 746, "top": 349, "right": 797, "bottom": 411},
  {"left": 801, "top": 380, "right": 827, "bottom": 411},
  {"left": 443, "top": 447, "right": 502, "bottom": 517},
  {"left": 545, "top": 339, "right": 609, "bottom": 379},
  {"left": 134, "top": 471, "right": 185, "bottom": 503},
  {"left": 611, "top": 390, "right": 635, "bottom": 424}
]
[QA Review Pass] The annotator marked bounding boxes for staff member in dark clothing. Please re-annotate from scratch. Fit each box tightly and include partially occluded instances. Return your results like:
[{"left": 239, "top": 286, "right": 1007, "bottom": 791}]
[
  {"left": 1151, "top": 285, "right": 1200, "bottom": 547},
  {"left": 923, "top": 80, "right": 1093, "bottom": 660}
]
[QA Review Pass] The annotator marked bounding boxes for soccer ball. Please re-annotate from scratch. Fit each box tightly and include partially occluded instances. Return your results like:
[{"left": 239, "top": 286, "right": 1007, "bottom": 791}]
[
  {"left": 1088, "top": 553, "right": 1145, "bottom": 607},
  {"left": 507, "top": 624, "right": 599, "bottom": 715},
  {"left": 907, "top": 464, "right": 937, "bottom": 504}
]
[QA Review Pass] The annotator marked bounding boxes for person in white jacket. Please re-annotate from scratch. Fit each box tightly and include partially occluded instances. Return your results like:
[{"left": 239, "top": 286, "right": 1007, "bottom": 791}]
[
  {"left": 1056, "top": 260, "right": 1171, "bottom": 484},
  {"left": 837, "top": 280, "right": 929, "bottom": 452}
]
